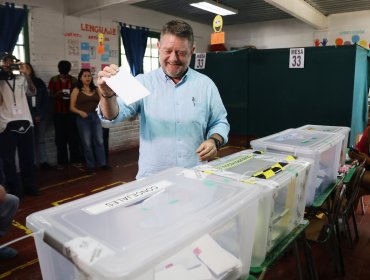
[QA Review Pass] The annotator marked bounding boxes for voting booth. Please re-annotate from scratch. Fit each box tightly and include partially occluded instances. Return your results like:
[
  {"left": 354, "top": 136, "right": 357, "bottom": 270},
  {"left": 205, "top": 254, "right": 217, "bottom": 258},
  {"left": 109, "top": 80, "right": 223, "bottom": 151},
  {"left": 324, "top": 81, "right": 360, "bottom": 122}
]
[
  {"left": 194, "top": 150, "right": 311, "bottom": 266},
  {"left": 251, "top": 129, "right": 344, "bottom": 206},
  {"left": 27, "top": 167, "right": 261, "bottom": 280},
  {"left": 297, "top": 124, "right": 350, "bottom": 165}
]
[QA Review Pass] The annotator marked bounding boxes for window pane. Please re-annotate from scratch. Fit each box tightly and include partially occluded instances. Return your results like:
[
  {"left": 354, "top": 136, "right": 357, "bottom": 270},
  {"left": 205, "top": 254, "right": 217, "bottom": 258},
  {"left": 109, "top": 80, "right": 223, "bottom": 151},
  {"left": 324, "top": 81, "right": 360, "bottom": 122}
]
[
  {"left": 152, "top": 47, "right": 159, "bottom": 58},
  {"left": 12, "top": 27, "right": 25, "bottom": 62},
  {"left": 121, "top": 55, "right": 130, "bottom": 71},
  {"left": 120, "top": 34, "right": 159, "bottom": 74},
  {"left": 143, "top": 57, "right": 151, "bottom": 73},
  {"left": 17, "top": 30, "right": 24, "bottom": 44},
  {"left": 152, "top": 59, "right": 159, "bottom": 70},
  {"left": 152, "top": 38, "right": 158, "bottom": 46},
  {"left": 144, "top": 46, "right": 151, "bottom": 57}
]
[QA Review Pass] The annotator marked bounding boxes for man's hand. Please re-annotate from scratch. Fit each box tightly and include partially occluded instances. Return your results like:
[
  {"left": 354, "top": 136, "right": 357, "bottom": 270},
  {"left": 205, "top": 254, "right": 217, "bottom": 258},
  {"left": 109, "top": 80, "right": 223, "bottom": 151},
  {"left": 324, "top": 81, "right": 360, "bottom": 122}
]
[
  {"left": 196, "top": 139, "right": 218, "bottom": 161},
  {"left": 97, "top": 64, "right": 119, "bottom": 97}
]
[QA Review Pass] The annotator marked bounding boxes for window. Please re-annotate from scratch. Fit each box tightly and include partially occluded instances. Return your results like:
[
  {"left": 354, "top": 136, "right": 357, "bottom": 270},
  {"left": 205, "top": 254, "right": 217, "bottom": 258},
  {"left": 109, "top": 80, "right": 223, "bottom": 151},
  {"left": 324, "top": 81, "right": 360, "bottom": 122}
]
[
  {"left": 13, "top": 23, "right": 29, "bottom": 62},
  {"left": 143, "top": 36, "right": 159, "bottom": 73},
  {"left": 120, "top": 31, "right": 160, "bottom": 74}
]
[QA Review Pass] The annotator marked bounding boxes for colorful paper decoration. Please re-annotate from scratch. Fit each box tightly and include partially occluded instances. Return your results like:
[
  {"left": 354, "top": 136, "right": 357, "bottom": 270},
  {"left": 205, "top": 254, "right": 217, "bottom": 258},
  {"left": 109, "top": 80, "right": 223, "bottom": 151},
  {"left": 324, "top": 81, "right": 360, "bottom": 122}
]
[{"left": 98, "top": 32, "right": 105, "bottom": 54}]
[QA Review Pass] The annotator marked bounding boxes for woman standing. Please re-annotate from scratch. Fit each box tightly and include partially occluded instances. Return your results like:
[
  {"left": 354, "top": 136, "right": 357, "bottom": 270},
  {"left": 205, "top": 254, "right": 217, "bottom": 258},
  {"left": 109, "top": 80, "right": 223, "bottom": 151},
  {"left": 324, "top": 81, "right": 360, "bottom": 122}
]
[
  {"left": 70, "top": 69, "right": 107, "bottom": 171},
  {"left": 23, "top": 62, "right": 50, "bottom": 169}
]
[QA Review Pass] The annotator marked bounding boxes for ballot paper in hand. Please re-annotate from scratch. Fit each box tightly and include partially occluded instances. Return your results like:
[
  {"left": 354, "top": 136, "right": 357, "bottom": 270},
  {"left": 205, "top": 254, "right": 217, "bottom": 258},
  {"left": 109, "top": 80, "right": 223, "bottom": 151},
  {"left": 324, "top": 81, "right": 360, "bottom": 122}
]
[{"left": 102, "top": 66, "right": 150, "bottom": 105}]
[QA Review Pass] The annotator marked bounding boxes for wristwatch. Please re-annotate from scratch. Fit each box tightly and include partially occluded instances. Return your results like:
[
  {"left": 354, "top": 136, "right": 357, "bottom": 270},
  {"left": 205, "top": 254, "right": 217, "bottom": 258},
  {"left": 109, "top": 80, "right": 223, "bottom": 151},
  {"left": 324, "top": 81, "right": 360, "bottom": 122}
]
[{"left": 209, "top": 136, "right": 221, "bottom": 150}]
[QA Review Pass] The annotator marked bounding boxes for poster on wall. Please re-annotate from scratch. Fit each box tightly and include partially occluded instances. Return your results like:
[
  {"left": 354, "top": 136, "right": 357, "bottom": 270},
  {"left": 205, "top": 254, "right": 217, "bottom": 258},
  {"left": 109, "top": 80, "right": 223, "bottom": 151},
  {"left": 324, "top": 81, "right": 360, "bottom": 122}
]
[
  {"left": 64, "top": 17, "right": 119, "bottom": 80},
  {"left": 314, "top": 29, "right": 369, "bottom": 49}
]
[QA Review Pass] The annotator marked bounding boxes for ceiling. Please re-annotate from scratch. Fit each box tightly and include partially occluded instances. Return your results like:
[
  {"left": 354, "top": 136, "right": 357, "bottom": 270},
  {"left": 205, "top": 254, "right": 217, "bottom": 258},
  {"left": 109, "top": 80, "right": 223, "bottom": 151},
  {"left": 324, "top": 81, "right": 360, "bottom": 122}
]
[
  {"left": 130, "top": 0, "right": 370, "bottom": 28},
  {"left": 65, "top": 0, "right": 370, "bottom": 30}
]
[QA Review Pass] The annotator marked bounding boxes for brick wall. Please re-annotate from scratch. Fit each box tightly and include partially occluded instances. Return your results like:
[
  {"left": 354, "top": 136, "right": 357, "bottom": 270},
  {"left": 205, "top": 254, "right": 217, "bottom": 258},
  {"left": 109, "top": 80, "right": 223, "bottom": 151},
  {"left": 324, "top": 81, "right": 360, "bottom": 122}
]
[{"left": 41, "top": 114, "right": 139, "bottom": 165}]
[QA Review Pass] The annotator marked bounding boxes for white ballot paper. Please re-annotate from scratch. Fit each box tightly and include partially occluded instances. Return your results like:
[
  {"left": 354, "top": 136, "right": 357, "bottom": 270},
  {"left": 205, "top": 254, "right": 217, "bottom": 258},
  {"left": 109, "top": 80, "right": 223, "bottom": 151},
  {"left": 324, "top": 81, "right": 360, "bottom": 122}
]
[{"left": 102, "top": 66, "right": 150, "bottom": 105}]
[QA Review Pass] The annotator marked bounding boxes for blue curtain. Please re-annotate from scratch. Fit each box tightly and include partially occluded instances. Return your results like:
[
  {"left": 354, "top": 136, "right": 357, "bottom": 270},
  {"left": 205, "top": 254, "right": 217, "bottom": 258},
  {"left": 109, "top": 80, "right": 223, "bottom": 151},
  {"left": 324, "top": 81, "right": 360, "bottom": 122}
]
[
  {"left": 350, "top": 45, "right": 369, "bottom": 146},
  {"left": 0, "top": 2, "right": 28, "bottom": 53},
  {"left": 120, "top": 23, "right": 148, "bottom": 76}
]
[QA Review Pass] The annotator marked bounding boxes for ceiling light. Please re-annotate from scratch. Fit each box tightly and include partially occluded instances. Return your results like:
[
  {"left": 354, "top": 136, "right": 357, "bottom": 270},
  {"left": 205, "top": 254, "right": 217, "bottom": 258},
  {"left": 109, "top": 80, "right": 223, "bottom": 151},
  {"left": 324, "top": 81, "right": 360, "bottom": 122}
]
[{"left": 190, "top": 1, "right": 238, "bottom": 16}]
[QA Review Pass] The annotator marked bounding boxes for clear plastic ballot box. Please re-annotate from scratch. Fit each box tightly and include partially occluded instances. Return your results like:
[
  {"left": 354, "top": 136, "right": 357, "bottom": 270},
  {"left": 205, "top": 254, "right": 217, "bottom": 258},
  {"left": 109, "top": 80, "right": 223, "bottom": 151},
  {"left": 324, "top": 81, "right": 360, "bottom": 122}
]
[
  {"left": 26, "top": 167, "right": 261, "bottom": 280},
  {"left": 194, "top": 150, "right": 312, "bottom": 266},
  {"left": 250, "top": 128, "right": 344, "bottom": 206},
  {"left": 297, "top": 124, "right": 350, "bottom": 165}
]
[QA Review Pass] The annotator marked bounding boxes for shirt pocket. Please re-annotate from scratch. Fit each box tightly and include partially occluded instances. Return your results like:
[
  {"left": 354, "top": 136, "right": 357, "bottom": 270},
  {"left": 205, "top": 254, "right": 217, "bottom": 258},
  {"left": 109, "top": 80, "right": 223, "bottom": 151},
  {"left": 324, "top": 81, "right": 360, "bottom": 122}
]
[{"left": 191, "top": 102, "right": 207, "bottom": 124}]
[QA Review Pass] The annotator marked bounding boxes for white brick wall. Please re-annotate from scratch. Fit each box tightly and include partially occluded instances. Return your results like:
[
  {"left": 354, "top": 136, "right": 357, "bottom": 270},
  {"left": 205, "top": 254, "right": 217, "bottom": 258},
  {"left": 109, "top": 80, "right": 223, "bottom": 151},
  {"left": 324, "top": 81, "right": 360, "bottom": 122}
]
[
  {"left": 28, "top": 6, "right": 140, "bottom": 165},
  {"left": 43, "top": 116, "right": 139, "bottom": 165},
  {"left": 11, "top": 0, "right": 213, "bottom": 165}
]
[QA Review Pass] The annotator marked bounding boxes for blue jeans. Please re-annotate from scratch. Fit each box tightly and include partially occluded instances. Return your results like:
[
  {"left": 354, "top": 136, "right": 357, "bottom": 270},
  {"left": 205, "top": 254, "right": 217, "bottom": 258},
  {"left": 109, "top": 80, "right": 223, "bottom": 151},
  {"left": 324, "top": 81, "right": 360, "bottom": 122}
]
[
  {"left": 76, "top": 112, "right": 106, "bottom": 169},
  {"left": 0, "top": 193, "right": 19, "bottom": 236}
]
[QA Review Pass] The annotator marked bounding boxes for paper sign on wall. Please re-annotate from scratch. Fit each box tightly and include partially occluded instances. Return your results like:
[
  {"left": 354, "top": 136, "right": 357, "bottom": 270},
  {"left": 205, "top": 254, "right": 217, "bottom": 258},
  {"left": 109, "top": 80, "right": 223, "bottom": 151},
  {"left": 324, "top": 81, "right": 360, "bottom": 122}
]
[
  {"left": 194, "top": 53, "right": 206, "bottom": 69},
  {"left": 211, "top": 32, "right": 225, "bottom": 45},
  {"left": 289, "top": 48, "right": 305, "bottom": 68}
]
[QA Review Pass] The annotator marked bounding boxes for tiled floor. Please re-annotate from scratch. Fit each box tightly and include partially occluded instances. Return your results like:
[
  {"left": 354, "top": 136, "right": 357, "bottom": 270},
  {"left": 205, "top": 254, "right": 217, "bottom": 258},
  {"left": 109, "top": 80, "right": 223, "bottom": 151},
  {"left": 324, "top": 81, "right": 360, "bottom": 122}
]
[{"left": 0, "top": 136, "right": 369, "bottom": 279}]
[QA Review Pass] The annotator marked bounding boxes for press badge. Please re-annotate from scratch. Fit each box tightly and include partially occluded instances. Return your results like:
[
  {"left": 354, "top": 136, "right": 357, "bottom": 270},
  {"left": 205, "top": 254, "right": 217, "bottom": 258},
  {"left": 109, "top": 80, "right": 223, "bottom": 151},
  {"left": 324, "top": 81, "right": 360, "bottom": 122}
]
[
  {"left": 11, "top": 105, "right": 23, "bottom": 115},
  {"left": 32, "top": 96, "right": 36, "bottom": 107}
]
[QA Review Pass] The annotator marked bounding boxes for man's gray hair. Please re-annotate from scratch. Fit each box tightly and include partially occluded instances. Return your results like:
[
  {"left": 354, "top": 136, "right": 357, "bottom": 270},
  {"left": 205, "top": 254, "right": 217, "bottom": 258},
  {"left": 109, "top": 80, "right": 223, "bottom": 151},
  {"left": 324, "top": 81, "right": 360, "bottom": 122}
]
[{"left": 161, "top": 20, "right": 194, "bottom": 47}]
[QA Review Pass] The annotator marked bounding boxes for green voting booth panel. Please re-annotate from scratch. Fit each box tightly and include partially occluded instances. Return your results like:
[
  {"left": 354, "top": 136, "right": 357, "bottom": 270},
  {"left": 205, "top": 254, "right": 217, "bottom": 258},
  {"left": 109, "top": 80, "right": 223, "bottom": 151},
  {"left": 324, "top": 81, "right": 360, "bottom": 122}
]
[
  {"left": 192, "top": 45, "right": 367, "bottom": 143},
  {"left": 191, "top": 49, "right": 249, "bottom": 135},
  {"left": 248, "top": 46, "right": 356, "bottom": 137}
]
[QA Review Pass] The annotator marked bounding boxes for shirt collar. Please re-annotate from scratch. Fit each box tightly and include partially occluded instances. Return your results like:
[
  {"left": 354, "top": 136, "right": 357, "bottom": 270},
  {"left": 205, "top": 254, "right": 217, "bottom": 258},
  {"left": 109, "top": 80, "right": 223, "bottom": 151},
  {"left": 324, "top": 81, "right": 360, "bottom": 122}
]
[{"left": 159, "top": 67, "right": 190, "bottom": 86}]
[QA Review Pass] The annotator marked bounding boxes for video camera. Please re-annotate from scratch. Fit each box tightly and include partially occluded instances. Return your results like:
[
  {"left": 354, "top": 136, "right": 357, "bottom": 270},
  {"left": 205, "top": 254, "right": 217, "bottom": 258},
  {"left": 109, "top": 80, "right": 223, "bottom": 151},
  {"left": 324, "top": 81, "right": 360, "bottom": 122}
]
[{"left": 0, "top": 52, "right": 21, "bottom": 80}]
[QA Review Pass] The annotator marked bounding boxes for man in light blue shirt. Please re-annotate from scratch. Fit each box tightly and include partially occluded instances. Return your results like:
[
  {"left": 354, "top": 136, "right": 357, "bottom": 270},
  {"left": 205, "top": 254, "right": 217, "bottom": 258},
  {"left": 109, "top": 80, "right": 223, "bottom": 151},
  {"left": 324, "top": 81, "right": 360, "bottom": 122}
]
[{"left": 97, "top": 20, "right": 230, "bottom": 179}]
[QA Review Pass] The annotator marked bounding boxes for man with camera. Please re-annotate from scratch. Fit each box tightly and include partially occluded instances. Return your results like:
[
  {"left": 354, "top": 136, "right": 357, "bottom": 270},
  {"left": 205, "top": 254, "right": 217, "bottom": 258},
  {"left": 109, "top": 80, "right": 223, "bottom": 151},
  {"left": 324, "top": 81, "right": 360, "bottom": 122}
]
[{"left": 0, "top": 52, "right": 39, "bottom": 198}]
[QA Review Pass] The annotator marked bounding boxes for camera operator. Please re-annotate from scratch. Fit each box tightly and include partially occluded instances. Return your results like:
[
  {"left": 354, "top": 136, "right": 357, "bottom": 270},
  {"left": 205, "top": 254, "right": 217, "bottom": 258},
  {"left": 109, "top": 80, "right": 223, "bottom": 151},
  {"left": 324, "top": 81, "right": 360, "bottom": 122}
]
[{"left": 0, "top": 52, "right": 39, "bottom": 198}]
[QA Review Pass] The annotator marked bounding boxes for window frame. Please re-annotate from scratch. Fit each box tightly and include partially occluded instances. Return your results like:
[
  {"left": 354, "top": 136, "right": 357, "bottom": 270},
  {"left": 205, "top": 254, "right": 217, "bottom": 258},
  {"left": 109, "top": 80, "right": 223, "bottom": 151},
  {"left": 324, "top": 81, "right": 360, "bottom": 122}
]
[
  {"left": 1, "top": 3, "right": 30, "bottom": 63},
  {"left": 119, "top": 30, "right": 160, "bottom": 74},
  {"left": 12, "top": 21, "right": 30, "bottom": 63}
]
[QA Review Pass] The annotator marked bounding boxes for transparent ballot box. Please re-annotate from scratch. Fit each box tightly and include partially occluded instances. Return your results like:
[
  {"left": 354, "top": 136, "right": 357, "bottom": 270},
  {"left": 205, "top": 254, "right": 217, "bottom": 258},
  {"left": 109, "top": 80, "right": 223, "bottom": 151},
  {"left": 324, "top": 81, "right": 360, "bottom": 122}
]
[
  {"left": 194, "top": 150, "right": 311, "bottom": 266},
  {"left": 297, "top": 124, "right": 350, "bottom": 165},
  {"left": 26, "top": 167, "right": 261, "bottom": 280},
  {"left": 250, "top": 128, "right": 344, "bottom": 206}
]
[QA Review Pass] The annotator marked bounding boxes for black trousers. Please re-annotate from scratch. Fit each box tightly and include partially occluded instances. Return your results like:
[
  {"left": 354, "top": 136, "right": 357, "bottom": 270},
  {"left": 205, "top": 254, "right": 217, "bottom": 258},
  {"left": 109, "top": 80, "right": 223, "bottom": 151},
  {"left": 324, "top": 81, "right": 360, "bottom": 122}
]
[
  {"left": 0, "top": 126, "right": 37, "bottom": 197},
  {"left": 53, "top": 113, "right": 83, "bottom": 165}
]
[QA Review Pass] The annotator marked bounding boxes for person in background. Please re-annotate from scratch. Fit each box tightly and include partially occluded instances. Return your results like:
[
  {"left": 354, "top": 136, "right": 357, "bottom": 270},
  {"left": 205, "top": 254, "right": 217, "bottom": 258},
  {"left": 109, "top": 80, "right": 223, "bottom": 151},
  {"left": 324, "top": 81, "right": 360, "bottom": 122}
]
[
  {"left": 0, "top": 184, "right": 19, "bottom": 259},
  {"left": 97, "top": 20, "right": 229, "bottom": 179},
  {"left": 48, "top": 60, "right": 83, "bottom": 169},
  {"left": 348, "top": 126, "right": 370, "bottom": 206},
  {"left": 0, "top": 52, "right": 39, "bottom": 197},
  {"left": 70, "top": 69, "right": 108, "bottom": 171},
  {"left": 23, "top": 62, "right": 51, "bottom": 169}
]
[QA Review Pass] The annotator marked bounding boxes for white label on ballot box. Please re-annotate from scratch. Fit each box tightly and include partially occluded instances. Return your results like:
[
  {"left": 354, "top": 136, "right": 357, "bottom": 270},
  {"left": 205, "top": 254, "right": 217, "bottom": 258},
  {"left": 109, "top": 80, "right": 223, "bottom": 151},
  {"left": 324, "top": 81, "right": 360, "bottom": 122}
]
[
  {"left": 83, "top": 180, "right": 172, "bottom": 215},
  {"left": 65, "top": 236, "right": 115, "bottom": 266}
]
